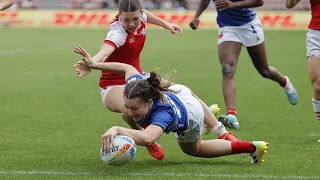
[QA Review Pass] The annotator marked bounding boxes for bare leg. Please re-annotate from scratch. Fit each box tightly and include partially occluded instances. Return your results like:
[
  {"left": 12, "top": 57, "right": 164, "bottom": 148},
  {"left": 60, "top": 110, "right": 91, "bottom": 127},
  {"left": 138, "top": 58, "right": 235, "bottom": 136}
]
[
  {"left": 246, "top": 42, "right": 285, "bottom": 85},
  {"left": 218, "top": 41, "right": 241, "bottom": 111}
]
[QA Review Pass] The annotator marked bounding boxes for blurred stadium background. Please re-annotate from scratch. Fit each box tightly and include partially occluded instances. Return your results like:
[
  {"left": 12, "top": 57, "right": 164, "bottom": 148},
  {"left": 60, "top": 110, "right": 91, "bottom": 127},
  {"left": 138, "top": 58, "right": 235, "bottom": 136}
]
[{"left": 3, "top": 0, "right": 311, "bottom": 10}]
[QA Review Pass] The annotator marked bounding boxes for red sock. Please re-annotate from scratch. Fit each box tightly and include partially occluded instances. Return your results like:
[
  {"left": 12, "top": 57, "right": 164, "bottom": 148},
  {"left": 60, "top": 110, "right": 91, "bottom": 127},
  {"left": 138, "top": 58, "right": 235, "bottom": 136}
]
[
  {"left": 316, "top": 112, "right": 320, "bottom": 122},
  {"left": 231, "top": 141, "right": 256, "bottom": 154},
  {"left": 281, "top": 76, "right": 287, "bottom": 87},
  {"left": 227, "top": 108, "right": 237, "bottom": 116}
]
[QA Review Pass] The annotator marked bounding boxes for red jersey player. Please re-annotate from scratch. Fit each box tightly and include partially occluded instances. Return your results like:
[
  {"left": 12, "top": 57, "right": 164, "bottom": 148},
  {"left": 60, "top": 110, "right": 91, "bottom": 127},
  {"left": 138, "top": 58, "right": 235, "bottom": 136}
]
[
  {"left": 286, "top": 0, "right": 320, "bottom": 142},
  {"left": 73, "top": 0, "right": 183, "bottom": 160},
  {"left": 0, "top": 0, "right": 13, "bottom": 11}
]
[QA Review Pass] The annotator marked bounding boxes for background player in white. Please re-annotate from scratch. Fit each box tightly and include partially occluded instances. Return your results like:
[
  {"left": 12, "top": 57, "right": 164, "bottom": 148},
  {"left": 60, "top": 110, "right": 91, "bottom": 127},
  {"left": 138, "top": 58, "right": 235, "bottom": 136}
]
[
  {"left": 74, "top": 46, "right": 268, "bottom": 165},
  {"left": 0, "top": 0, "right": 13, "bottom": 11},
  {"left": 189, "top": 0, "right": 298, "bottom": 129},
  {"left": 73, "top": 0, "right": 183, "bottom": 160},
  {"left": 286, "top": 0, "right": 320, "bottom": 142}
]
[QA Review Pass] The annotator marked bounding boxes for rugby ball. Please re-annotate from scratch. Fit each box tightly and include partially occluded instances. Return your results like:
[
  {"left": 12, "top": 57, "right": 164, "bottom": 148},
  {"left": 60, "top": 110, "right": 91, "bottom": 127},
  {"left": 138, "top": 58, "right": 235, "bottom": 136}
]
[{"left": 100, "top": 135, "right": 136, "bottom": 166}]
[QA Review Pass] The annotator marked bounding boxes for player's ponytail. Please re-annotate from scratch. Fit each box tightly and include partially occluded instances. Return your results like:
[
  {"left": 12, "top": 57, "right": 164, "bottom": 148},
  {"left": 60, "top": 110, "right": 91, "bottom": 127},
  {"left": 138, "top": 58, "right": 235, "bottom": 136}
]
[
  {"left": 124, "top": 71, "right": 173, "bottom": 103},
  {"left": 119, "top": 0, "right": 142, "bottom": 13}
]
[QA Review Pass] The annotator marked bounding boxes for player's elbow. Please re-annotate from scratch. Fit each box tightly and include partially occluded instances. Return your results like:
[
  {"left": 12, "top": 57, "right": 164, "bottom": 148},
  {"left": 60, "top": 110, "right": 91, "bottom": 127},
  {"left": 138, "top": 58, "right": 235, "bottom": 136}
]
[
  {"left": 285, "top": 3, "right": 294, "bottom": 8},
  {"left": 141, "top": 136, "right": 156, "bottom": 146}
]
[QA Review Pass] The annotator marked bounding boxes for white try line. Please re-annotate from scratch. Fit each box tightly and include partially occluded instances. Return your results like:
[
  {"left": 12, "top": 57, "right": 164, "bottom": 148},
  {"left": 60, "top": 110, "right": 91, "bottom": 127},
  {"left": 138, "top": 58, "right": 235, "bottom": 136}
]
[
  {"left": 0, "top": 49, "right": 27, "bottom": 56},
  {"left": 0, "top": 170, "right": 319, "bottom": 179},
  {"left": 309, "top": 133, "right": 320, "bottom": 137}
]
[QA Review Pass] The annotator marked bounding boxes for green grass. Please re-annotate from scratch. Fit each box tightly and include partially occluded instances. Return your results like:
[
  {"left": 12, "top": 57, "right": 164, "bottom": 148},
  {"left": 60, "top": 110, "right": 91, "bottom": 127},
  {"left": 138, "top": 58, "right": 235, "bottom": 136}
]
[{"left": 0, "top": 28, "right": 319, "bottom": 180}]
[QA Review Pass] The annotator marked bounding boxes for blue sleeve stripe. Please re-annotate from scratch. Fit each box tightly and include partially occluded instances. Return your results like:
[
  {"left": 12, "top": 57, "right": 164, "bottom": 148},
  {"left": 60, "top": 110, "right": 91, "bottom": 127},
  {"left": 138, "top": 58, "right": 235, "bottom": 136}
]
[{"left": 126, "top": 74, "right": 143, "bottom": 84}]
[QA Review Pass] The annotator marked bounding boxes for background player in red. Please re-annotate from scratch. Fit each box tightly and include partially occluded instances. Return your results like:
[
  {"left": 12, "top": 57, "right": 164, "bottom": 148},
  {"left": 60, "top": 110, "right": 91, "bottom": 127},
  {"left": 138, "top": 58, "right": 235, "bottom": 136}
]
[
  {"left": 0, "top": 0, "right": 13, "bottom": 10},
  {"left": 73, "top": 0, "right": 182, "bottom": 160},
  {"left": 286, "top": 0, "right": 320, "bottom": 142}
]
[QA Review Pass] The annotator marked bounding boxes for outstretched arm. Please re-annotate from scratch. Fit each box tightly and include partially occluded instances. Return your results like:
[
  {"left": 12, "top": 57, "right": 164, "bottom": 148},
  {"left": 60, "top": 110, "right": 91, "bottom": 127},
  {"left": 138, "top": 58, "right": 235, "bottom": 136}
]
[
  {"left": 101, "top": 125, "right": 163, "bottom": 151},
  {"left": 0, "top": 0, "right": 13, "bottom": 11},
  {"left": 143, "top": 10, "right": 183, "bottom": 35},
  {"left": 285, "top": 0, "right": 301, "bottom": 8},
  {"left": 72, "top": 44, "right": 115, "bottom": 78},
  {"left": 91, "top": 43, "right": 115, "bottom": 63},
  {"left": 74, "top": 46, "right": 139, "bottom": 80}
]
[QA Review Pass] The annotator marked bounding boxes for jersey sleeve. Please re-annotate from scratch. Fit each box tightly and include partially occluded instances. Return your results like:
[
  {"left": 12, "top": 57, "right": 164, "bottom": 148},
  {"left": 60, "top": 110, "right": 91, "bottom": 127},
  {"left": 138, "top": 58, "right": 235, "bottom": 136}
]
[
  {"left": 149, "top": 111, "right": 172, "bottom": 131},
  {"left": 142, "top": 12, "right": 147, "bottom": 24},
  {"left": 104, "top": 22, "right": 127, "bottom": 48}
]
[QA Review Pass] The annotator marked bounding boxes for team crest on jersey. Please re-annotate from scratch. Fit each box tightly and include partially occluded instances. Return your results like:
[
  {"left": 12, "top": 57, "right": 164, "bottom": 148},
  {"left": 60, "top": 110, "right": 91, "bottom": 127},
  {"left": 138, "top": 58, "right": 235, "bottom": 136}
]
[{"left": 129, "top": 37, "right": 135, "bottom": 43}]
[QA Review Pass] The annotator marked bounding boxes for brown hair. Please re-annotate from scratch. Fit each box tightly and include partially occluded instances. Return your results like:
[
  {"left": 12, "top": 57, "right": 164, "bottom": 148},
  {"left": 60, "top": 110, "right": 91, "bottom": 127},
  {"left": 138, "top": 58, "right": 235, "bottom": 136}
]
[
  {"left": 124, "top": 71, "right": 174, "bottom": 102},
  {"left": 119, "top": 0, "right": 142, "bottom": 12}
]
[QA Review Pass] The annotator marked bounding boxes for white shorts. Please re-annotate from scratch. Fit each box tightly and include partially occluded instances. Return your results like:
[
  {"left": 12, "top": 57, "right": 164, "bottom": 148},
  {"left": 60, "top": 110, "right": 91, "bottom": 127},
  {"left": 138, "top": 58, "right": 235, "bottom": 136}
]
[
  {"left": 218, "top": 16, "right": 265, "bottom": 47},
  {"left": 306, "top": 29, "right": 320, "bottom": 57},
  {"left": 169, "top": 84, "right": 204, "bottom": 143},
  {"left": 99, "top": 72, "right": 150, "bottom": 107}
]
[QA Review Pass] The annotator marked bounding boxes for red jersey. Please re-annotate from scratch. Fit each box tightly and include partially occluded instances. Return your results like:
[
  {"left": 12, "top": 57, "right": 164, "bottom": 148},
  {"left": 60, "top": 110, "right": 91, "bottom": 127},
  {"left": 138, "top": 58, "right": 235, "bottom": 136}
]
[
  {"left": 309, "top": 0, "right": 320, "bottom": 30},
  {"left": 99, "top": 13, "right": 147, "bottom": 89}
]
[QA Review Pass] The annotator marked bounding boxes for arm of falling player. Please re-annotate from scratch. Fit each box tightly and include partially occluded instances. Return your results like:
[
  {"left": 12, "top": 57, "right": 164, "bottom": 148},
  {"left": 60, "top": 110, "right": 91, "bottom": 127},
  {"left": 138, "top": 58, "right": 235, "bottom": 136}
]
[
  {"left": 115, "top": 125, "right": 163, "bottom": 146},
  {"left": 90, "top": 62, "right": 140, "bottom": 82}
]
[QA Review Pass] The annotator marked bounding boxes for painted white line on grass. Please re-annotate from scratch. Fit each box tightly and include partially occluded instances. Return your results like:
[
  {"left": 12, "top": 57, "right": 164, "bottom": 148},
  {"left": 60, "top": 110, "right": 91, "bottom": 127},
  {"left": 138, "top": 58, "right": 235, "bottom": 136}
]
[
  {"left": 0, "top": 41, "right": 102, "bottom": 56},
  {"left": 0, "top": 170, "right": 319, "bottom": 179},
  {"left": 309, "top": 133, "right": 320, "bottom": 137},
  {"left": 0, "top": 49, "right": 27, "bottom": 56}
]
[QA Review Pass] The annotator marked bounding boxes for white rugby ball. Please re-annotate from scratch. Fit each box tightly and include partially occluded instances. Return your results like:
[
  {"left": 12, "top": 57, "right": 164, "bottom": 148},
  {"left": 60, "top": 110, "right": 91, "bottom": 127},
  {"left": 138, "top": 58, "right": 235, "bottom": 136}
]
[{"left": 100, "top": 135, "right": 136, "bottom": 166}]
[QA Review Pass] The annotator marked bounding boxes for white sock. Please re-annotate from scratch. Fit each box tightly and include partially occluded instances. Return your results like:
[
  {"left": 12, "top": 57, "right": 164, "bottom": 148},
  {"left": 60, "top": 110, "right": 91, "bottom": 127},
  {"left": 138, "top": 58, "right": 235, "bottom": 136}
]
[
  {"left": 211, "top": 122, "right": 227, "bottom": 136},
  {"left": 284, "top": 76, "right": 294, "bottom": 92},
  {"left": 312, "top": 98, "right": 320, "bottom": 122}
]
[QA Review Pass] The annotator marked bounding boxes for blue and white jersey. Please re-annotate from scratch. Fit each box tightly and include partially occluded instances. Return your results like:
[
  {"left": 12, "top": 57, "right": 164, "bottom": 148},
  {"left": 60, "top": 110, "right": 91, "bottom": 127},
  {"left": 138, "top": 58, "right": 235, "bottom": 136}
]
[
  {"left": 126, "top": 74, "right": 188, "bottom": 133},
  {"left": 136, "top": 92, "right": 189, "bottom": 134},
  {"left": 214, "top": 0, "right": 256, "bottom": 27}
]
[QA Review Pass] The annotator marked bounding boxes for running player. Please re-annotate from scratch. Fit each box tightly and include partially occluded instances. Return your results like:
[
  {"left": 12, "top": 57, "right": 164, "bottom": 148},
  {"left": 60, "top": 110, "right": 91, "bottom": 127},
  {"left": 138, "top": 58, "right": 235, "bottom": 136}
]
[{"left": 189, "top": 0, "right": 298, "bottom": 129}]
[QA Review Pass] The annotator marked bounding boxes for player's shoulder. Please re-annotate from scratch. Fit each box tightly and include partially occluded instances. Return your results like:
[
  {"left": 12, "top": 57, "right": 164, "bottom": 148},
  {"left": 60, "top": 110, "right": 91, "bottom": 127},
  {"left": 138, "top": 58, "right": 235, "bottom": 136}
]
[
  {"left": 109, "top": 15, "right": 124, "bottom": 30},
  {"left": 110, "top": 14, "right": 120, "bottom": 25}
]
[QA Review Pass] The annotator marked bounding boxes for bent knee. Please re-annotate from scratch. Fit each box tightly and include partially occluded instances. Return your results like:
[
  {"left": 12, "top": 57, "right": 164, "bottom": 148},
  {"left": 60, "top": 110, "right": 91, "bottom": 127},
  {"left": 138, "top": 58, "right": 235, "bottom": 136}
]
[
  {"left": 312, "top": 78, "right": 320, "bottom": 95},
  {"left": 179, "top": 143, "right": 200, "bottom": 157},
  {"left": 258, "top": 69, "right": 271, "bottom": 78},
  {"left": 258, "top": 66, "right": 275, "bottom": 78},
  {"left": 181, "top": 148, "right": 199, "bottom": 157}
]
